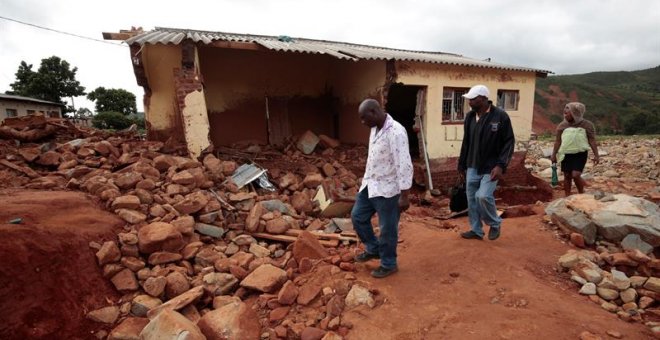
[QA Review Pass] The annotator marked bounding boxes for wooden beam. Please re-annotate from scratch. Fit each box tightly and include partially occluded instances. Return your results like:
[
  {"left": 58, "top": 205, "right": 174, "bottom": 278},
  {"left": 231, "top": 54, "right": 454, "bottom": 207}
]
[
  {"left": 102, "top": 32, "right": 132, "bottom": 41},
  {"left": 208, "top": 41, "right": 266, "bottom": 51},
  {"left": 251, "top": 232, "right": 339, "bottom": 247},
  {"left": 284, "top": 229, "right": 358, "bottom": 243}
]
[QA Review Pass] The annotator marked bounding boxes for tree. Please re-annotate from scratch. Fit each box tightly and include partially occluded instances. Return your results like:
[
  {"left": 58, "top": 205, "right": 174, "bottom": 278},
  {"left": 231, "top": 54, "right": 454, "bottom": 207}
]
[
  {"left": 92, "top": 111, "right": 133, "bottom": 130},
  {"left": 87, "top": 87, "right": 137, "bottom": 115},
  {"left": 9, "top": 56, "right": 86, "bottom": 111}
]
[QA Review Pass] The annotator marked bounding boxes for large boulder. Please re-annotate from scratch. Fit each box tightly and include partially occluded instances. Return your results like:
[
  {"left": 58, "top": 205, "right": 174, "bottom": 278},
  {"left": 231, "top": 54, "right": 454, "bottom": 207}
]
[
  {"left": 546, "top": 194, "right": 660, "bottom": 246},
  {"left": 545, "top": 198, "right": 597, "bottom": 244}
]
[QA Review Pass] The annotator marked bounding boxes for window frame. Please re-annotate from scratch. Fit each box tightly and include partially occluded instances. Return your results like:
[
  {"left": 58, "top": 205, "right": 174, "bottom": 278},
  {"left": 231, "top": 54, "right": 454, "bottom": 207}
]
[
  {"left": 497, "top": 89, "right": 519, "bottom": 111},
  {"left": 441, "top": 87, "right": 470, "bottom": 124},
  {"left": 5, "top": 108, "right": 18, "bottom": 118}
]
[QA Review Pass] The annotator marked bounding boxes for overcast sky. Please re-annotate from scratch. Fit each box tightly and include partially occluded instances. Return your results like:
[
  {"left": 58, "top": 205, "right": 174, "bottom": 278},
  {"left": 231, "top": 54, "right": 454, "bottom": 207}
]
[{"left": 1, "top": 0, "right": 658, "bottom": 112}]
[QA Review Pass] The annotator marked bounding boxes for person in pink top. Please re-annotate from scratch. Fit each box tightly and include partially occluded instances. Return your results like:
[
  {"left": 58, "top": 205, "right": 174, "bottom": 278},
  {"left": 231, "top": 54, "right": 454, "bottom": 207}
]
[{"left": 352, "top": 99, "right": 413, "bottom": 278}]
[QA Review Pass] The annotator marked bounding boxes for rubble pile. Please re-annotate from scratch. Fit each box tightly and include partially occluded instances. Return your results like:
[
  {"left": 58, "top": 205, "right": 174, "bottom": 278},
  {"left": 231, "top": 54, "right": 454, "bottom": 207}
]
[
  {"left": 0, "top": 128, "right": 383, "bottom": 339},
  {"left": 557, "top": 246, "right": 660, "bottom": 335},
  {"left": 525, "top": 138, "right": 660, "bottom": 200},
  {"left": 548, "top": 193, "right": 660, "bottom": 335}
]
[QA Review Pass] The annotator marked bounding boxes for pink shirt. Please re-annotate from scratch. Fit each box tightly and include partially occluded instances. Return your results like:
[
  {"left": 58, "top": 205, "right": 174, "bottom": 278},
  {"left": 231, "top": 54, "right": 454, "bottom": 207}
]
[{"left": 359, "top": 114, "right": 413, "bottom": 198}]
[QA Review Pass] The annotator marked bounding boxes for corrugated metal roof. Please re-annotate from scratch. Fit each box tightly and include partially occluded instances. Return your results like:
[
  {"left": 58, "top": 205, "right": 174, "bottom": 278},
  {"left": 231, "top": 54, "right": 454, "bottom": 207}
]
[
  {"left": 0, "top": 94, "right": 64, "bottom": 106},
  {"left": 126, "top": 27, "right": 551, "bottom": 74}
]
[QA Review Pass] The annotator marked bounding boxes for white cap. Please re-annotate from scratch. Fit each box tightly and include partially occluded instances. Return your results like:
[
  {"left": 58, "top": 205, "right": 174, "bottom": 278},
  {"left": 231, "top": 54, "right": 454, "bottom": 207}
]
[{"left": 462, "top": 85, "right": 490, "bottom": 99}]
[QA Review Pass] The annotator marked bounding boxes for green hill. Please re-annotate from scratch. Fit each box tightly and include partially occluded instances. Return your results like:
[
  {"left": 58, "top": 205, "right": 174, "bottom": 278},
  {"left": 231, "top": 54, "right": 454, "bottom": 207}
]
[{"left": 533, "top": 66, "right": 660, "bottom": 135}]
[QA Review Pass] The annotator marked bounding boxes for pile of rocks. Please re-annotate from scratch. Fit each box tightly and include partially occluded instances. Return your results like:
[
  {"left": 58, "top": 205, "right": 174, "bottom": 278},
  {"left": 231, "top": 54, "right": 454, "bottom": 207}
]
[
  {"left": 0, "top": 131, "right": 378, "bottom": 339},
  {"left": 558, "top": 246, "right": 660, "bottom": 335},
  {"left": 548, "top": 192, "right": 660, "bottom": 336},
  {"left": 526, "top": 137, "right": 660, "bottom": 189}
]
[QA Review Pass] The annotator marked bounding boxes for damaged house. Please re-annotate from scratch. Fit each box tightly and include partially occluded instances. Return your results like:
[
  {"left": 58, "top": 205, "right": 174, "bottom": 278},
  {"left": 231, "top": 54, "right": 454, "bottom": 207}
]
[{"left": 104, "top": 27, "right": 550, "bottom": 193}]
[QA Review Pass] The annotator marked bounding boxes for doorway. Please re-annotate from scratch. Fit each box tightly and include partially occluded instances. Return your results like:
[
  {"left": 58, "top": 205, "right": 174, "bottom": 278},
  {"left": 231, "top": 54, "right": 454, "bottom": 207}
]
[{"left": 385, "top": 83, "right": 425, "bottom": 159}]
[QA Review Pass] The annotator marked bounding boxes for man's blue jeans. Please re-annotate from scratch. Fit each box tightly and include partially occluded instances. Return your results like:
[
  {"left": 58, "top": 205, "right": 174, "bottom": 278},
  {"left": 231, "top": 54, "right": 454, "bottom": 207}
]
[
  {"left": 351, "top": 187, "right": 400, "bottom": 269},
  {"left": 466, "top": 168, "right": 502, "bottom": 237}
]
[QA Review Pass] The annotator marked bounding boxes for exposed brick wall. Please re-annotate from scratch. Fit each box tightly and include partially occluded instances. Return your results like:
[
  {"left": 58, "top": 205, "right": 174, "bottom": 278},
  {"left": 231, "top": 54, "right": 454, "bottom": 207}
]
[
  {"left": 420, "top": 151, "right": 531, "bottom": 193},
  {"left": 169, "top": 67, "right": 204, "bottom": 143},
  {"left": 173, "top": 67, "right": 204, "bottom": 110}
]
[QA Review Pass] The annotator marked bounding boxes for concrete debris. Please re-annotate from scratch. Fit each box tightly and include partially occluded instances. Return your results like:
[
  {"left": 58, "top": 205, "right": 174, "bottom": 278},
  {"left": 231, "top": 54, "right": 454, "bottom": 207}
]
[{"left": 546, "top": 193, "right": 660, "bottom": 246}]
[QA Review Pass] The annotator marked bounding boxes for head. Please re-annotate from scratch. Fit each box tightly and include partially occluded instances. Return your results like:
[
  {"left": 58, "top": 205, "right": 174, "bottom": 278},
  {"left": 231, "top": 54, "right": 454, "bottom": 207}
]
[
  {"left": 462, "top": 85, "right": 490, "bottom": 111},
  {"left": 563, "top": 102, "right": 585, "bottom": 124},
  {"left": 358, "top": 99, "right": 386, "bottom": 128}
]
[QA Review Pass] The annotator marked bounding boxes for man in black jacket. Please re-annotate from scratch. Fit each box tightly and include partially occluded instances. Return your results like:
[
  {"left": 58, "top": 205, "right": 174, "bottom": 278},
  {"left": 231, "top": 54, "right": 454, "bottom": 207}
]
[{"left": 457, "top": 85, "right": 514, "bottom": 241}]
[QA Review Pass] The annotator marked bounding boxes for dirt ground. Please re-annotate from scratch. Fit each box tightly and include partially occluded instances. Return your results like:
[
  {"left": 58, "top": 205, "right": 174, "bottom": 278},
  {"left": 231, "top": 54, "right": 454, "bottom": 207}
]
[
  {"left": 0, "top": 190, "right": 124, "bottom": 339},
  {"left": 346, "top": 206, "right": 651, "bottom": 339},
  {"left": 0, "top": 188, "right": 652, "bottom": 339}
]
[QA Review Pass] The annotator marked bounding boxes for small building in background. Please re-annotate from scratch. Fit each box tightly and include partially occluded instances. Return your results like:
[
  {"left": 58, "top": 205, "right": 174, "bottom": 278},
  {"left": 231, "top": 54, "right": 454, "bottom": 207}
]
[{"left": 0, "top": 94, "right": 64, "bottom": 123}]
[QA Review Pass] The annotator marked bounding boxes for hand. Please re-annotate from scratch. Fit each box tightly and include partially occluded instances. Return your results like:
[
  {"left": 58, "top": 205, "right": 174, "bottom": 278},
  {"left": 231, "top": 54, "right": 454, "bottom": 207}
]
[
  {"left": 490, "top": 166, "right": 503, "bottom": 181},
  {"left": 592, "top": 154, "right": 600, "bottom": 165},
  {"left": 550, "top": 155, "right": 557, "bottom": 164},
  {"left": 398, "top": 194, "right": 410, "bottom": 212}
]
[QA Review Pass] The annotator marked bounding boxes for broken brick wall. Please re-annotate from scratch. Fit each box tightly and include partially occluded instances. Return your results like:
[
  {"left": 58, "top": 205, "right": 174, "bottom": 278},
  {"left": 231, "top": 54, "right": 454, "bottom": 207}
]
[
  {"left": 425, "top": 151, "right": 550, "bottom": 204},
  {"left": 173, "top": 65, "right": 211, "bottom": 158}
]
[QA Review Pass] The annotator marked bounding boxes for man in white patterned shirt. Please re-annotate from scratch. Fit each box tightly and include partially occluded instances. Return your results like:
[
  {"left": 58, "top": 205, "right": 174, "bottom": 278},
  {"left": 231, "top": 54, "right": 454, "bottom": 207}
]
[{"left": 352, "top": 99, "right": 413, "bottom": 278}]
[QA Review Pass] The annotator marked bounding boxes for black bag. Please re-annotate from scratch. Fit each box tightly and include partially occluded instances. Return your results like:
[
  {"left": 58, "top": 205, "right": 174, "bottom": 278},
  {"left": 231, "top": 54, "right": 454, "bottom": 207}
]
[{"left": 449, "top": 181, "right": 468, "bottom": 212}]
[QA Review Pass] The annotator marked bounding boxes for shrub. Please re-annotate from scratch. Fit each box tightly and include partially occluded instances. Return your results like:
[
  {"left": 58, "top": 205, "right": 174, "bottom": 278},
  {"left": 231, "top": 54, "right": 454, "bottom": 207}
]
[{"left": 92, "top": 111, "right": 132, "bottom": 130}]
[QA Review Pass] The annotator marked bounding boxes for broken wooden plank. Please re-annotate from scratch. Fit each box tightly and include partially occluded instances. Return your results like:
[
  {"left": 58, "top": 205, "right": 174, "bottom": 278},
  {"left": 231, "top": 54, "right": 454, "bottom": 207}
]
[
  {"left": 209, "top": 189, "right": 236, "bottom": 211},
  {"left": 284, "top": 229, "right": 358, "bottom": 242},
  {"left": 0, "top": 160, "right": 40, "bottom": 178},
  {"left": 251, "top": 232, "right": 339, "bottom": 247}
]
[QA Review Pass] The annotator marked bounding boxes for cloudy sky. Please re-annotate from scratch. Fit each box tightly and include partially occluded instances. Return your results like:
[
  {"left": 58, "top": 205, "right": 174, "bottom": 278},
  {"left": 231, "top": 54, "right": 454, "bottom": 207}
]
[{"left": 1, "top": 0, "right": 658, "bottom": 112}]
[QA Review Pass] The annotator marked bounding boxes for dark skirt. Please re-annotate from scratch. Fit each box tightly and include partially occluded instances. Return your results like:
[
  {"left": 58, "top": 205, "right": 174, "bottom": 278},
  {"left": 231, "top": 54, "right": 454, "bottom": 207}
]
[{"left": 561, "top": 151, "right": 588, "bottom": 173}]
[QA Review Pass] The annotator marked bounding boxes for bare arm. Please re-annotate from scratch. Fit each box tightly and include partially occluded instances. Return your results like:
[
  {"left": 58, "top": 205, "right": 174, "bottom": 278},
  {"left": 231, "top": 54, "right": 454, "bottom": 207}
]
[
  {"left": 399, "top": 189, "right": 410, "bottom": 212},
  {"left": 550, "top": 131, "right": 562, "bottom": 164}
]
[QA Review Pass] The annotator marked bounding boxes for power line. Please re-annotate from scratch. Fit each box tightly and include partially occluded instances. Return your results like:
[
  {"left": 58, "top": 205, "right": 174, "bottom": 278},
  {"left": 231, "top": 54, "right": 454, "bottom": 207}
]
[{"left": 0, "top": 15, "right": 127, "bottom": 47}]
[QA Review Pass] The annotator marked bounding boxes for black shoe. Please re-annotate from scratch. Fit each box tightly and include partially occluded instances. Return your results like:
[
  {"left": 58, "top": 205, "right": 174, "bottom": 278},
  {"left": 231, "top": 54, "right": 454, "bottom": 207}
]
[
  {"left": 371, "top": 266, "right": 398, "bottom": 278},
  {"left": 460, "top": 230, "right": 483, "bottom": 240},
  {"left": 488, "top": 227, "right": 501, "bottom": 241},
  {"left": 355, "top": 252, "right": 380, "bottom": 262}
]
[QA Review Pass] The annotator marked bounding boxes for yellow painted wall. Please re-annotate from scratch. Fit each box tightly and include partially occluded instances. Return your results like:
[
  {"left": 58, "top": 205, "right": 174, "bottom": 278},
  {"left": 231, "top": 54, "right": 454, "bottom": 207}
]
[
  {"left": 330, "top": 59, "right": 387, "bottom": 144},
  {"left": 142, "top": 44, "right": 181, "bottom": 135},
  {"left": 395, "top": 62, "right": 537, "bottom": 159},
  {"left": 1, "top": 100, "right": 61, "bottom": 121}
]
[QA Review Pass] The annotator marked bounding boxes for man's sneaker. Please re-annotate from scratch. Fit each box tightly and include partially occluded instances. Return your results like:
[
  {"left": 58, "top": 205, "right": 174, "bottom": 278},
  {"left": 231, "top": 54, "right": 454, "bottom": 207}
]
[
  {"left": 460, "top": 230, "right": 483, "bottom": 240},
  {"left": 488, "top": 227, "right": 501, "bottom": 240},
  {"left": 371, "top": 266, "right": 398, "bottom": 278},
  {"left": 354, "top": 252, "right": 380, "bottom": 262}
]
